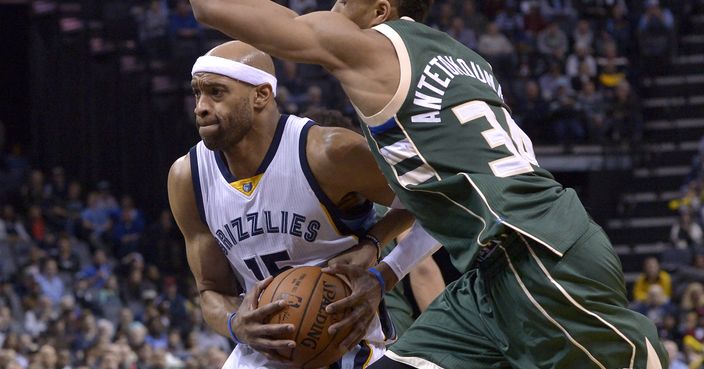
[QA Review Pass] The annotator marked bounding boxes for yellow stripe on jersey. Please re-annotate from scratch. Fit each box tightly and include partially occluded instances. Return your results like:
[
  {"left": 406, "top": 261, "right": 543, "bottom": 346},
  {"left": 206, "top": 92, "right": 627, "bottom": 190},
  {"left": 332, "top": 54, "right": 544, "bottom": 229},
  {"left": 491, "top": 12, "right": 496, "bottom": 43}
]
[
  {"left": 230, "top": 174, "right": 263, "bottom": 196},
  {"left": 362, "top": 340, "right": 374, "bottom": 368}
]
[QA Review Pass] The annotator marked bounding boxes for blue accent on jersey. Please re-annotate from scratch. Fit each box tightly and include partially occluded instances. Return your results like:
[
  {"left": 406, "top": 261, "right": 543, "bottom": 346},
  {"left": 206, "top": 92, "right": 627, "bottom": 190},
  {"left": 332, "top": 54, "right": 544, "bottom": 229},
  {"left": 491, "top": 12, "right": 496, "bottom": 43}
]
[
  {"left": 299, "top": 121, "right": 361, "bottom": 237},
  {"left": 213, "top": 114, "right": 289, "bottom": 182},
  {"left": 189, "top": 145, "right": 207, "bottom": 224},
  {"left": 369, "top": 117, "right": 398, "bottom": 135}
]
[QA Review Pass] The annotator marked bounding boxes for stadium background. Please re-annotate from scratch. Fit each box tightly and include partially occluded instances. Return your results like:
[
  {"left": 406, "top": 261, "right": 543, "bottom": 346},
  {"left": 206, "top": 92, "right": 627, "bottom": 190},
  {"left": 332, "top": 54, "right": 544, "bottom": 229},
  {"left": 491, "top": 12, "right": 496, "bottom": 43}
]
[{"left": 1, "top": 0, "right": 703, "bottom": 368}]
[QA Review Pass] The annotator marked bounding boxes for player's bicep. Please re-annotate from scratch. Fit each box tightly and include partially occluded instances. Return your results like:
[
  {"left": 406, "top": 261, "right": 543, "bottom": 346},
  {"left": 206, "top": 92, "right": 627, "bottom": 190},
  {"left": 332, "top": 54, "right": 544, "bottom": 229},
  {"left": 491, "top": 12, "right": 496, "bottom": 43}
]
[
  {"left": 342, "top": 139, "right": 396, "bottom": 206},
  {"left": 167, "top": 156, "right": 239, "bottom": 296}
]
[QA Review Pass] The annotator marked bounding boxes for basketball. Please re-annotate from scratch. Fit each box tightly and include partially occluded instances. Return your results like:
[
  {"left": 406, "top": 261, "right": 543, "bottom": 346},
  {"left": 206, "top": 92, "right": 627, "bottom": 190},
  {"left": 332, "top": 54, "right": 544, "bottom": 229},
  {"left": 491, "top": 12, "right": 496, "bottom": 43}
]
[{"left": 258, "top": 266, "right": 353, "bottom": 368}]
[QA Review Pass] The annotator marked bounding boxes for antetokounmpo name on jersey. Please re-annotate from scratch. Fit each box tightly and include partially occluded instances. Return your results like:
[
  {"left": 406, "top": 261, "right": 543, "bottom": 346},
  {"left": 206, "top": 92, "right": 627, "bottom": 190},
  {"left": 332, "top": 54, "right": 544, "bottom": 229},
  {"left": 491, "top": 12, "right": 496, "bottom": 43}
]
[
  {"left": 412, "top": 55, "right": 504, "bottom": 123},
  {"left": 214, "top": 211, "right": 321, "bottom": 255}
]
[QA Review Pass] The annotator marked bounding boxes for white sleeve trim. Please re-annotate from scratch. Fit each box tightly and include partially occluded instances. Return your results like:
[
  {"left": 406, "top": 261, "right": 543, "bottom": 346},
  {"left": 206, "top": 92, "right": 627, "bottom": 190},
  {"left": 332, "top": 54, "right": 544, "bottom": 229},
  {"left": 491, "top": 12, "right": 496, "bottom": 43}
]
[{"left": 382, "top": 221, "right": 441, "bottom": 280}]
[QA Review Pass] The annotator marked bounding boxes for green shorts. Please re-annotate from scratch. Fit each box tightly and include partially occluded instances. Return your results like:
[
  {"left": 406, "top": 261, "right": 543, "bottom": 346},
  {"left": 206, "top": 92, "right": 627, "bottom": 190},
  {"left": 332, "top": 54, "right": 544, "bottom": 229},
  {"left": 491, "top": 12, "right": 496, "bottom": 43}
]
[{"left": 384, "top": 222, "right": 668, "bottom": 369}]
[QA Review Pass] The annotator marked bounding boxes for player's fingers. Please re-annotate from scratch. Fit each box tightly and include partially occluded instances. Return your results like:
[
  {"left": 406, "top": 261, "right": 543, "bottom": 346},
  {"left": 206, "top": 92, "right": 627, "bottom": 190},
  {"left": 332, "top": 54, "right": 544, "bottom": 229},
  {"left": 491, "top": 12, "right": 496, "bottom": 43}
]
[
  {"left": 250, "top": 300, "right": 288, "bottom": 320},
  {"left": 340, "top": 327, "right": 367, "bottom": 352},
  {"left": 246, "top": 276, "right": 274, "bottom": 308},
  {"left": 327, "top": 302, "right": 367, "bottom": 334},
  {"left": 325, "top": 291, "right": 363, "bottom": 314},
  {"left": 321, "top": 263, "right": 362, "bottom": 277},
  {"left": 250, "top": 337, "right": 296, "bottom": 351},
  {"left": 251, "top": 323, "right": 295, "bottom": 338}
]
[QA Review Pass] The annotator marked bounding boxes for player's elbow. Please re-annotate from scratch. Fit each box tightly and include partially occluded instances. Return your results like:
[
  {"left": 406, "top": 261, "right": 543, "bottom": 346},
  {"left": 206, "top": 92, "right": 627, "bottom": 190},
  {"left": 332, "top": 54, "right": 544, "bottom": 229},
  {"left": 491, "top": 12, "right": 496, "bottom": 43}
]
[{"left": 189, "top": 0, "right": 213, "bottom": 24}]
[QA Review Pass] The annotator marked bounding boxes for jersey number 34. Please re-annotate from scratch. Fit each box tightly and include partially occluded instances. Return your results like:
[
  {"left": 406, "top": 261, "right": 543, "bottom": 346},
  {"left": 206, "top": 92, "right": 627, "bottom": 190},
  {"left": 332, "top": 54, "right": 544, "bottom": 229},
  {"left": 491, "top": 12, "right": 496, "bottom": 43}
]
[{"left": 452, "top": 101, "right": 538, "bottom": 178}]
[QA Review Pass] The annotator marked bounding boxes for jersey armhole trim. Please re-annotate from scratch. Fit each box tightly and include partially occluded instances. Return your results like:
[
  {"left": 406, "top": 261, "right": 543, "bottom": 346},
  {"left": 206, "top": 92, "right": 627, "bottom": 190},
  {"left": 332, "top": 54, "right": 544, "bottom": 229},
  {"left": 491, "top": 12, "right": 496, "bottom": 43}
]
[
  {"left": 353, "top": 24, "right": 412, "bottom": 127},
  {"left": 189, "top": 145, "right": 207, "bottom": 225},
  {"left": 298, "top": 121, "right": 359, "bottom": 237}
]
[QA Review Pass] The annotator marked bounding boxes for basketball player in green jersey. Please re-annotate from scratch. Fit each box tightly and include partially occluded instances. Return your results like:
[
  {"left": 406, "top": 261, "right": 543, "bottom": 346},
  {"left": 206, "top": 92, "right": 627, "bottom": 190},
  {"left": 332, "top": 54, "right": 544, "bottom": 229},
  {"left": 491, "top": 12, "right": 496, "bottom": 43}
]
[{"left": 188, "top": 1, "right": 667, "bottom": 368}]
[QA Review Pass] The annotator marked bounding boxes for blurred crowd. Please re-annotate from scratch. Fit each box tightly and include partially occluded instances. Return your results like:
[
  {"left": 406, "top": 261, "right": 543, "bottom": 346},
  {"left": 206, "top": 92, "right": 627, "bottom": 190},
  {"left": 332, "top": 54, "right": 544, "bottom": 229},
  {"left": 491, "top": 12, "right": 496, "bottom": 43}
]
[
  {"left": 2, "top": 0, "right": 702, "bottom": 368},
  {"left": 36, "top": 0, "right": 689, "bottom": 146}
]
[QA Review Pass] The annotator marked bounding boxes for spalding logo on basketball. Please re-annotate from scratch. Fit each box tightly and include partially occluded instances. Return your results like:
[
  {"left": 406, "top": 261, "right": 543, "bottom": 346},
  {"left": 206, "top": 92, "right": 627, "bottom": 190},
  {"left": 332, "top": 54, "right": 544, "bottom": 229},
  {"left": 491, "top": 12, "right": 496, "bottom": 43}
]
[{"left": 259, "top": 266, "right": 353, "bottom": 368}]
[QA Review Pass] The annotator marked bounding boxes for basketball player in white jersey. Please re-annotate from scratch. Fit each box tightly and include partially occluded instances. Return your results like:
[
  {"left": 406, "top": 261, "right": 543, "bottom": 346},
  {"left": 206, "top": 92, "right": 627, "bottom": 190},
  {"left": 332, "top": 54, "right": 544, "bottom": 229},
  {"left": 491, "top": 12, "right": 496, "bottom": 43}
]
[{"left": 167, "top": 41, "right": 439, "bottom": 369}]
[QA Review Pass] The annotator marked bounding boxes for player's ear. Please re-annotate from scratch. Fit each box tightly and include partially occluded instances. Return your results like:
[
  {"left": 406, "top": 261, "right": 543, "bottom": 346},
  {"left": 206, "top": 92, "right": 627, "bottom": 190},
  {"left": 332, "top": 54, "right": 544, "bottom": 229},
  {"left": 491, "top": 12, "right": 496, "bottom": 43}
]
[
  {"left": 252, "top": 84, "right": 273, "bottom": 109},
  {"left": 371, "top": 0, "right": 392, "bottom": 25}
]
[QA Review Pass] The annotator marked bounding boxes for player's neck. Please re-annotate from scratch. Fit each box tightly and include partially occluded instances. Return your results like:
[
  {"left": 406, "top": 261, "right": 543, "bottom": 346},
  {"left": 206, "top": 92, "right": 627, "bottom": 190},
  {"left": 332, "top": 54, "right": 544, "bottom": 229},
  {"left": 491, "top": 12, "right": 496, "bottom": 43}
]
[{"left": 222, "top": 109, "right": 280, "bottom": 179}]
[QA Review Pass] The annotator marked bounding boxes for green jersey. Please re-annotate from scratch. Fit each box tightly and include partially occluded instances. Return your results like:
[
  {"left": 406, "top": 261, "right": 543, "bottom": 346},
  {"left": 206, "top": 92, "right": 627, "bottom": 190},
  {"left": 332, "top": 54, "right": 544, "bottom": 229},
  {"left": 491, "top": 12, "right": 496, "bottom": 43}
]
[{"left": 358, "top": 18, "right": 591, "bottom": 272}]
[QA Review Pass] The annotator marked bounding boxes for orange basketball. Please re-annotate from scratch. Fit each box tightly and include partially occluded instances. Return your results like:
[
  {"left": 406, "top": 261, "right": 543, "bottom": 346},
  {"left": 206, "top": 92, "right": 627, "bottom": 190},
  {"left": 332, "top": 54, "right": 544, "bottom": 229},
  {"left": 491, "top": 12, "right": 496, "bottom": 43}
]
[{"left": 259, "top": 266, "right": 353, "bottom": 369}]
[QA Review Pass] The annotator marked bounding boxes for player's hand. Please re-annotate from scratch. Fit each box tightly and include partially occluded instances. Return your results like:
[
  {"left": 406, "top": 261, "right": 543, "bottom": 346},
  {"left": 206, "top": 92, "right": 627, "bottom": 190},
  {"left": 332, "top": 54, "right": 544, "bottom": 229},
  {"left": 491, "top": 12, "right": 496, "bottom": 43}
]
[
  {"left": 327, "top": 240, "right": 377, "bottom": 268},
  {"left": 233, "top": 277, "right": 297, "bottom": 357},
  {"left": 321, "top": 263, "right": 381, "bottom": 352}
]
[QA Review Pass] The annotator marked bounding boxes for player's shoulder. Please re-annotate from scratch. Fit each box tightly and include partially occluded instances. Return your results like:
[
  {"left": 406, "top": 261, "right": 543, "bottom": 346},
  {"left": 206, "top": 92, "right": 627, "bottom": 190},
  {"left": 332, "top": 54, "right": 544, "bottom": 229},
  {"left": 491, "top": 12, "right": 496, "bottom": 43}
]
[
  {"left": 307, "top": 125, "right": 369, "bottom": 165},
  {"left": 168, "top": 153, "right": 193, "bottom": 185}
]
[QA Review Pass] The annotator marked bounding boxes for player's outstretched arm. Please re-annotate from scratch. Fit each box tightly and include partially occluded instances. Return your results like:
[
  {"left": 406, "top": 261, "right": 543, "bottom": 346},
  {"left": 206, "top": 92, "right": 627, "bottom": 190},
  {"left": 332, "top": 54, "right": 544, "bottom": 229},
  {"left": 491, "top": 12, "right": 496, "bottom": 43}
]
[
  {"left": 169, "top": 155, "right": 295, "bottom": 355},
  {"left": 188, "top": 0, "right": 386, "bottom": 71},
  {"left": 168, "top": 155, "right": 242, "bottom": 338}
]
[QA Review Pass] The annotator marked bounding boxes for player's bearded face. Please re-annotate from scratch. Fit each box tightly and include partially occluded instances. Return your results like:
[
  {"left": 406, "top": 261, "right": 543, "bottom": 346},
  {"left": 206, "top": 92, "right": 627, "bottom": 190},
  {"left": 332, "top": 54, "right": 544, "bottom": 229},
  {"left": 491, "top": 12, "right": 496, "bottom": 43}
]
[{"left": 198, "top": 96, "right": 253, "bottom": 150}]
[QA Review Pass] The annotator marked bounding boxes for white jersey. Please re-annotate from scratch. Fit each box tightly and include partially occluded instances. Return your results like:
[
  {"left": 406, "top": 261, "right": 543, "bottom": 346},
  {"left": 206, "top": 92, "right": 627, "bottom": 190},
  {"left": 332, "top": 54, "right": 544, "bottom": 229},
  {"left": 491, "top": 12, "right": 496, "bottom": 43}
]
[{"left": 190, "top": 114, "right": 387, "bottom": 369}]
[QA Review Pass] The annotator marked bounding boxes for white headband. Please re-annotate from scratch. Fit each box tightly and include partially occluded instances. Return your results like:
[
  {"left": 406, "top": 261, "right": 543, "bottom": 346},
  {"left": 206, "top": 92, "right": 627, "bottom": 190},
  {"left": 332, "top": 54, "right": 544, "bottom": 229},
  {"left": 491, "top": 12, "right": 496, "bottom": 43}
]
[{"left": 191, "top": 55, "right": 278, "bottom": 96}]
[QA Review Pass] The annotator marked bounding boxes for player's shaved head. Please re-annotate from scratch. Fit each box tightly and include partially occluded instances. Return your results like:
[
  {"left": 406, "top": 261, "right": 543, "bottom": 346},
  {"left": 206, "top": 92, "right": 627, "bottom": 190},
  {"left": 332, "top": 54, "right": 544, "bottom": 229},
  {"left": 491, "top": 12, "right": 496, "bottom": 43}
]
[{"left": 206, "top": 40, "right": 275, "bottom": 76}]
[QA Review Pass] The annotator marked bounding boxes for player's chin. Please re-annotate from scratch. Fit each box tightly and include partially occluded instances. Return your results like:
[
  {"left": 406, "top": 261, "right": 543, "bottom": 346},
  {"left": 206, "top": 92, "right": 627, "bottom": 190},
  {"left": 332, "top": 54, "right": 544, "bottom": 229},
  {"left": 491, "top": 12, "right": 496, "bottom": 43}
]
[{"left": 200, "top": 135, "right": 224, "bottom": 150}]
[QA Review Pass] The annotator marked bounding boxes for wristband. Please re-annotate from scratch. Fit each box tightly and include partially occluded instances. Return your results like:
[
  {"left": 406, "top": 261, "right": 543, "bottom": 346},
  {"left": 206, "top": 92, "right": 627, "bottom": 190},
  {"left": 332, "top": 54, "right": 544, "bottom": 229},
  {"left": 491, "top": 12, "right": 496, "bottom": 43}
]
[
  {"left": 227, "top": 311, "right": 240, "bottom": 344},
  {"left": 362, "top": 233, "right": 382, "bottom": 260},
  {"left": 367, "top": 267, "right": 386, "bottom": 298}
]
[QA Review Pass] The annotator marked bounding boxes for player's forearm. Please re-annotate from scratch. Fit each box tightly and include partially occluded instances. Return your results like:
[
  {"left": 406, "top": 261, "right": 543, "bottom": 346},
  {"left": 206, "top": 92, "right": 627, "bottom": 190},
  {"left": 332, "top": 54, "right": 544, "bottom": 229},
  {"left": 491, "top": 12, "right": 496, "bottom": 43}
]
[
  {"left": 200, "top": 289, "right": 243, "bottom": 338},
  {"left": 366, "top": 209, "right": 415, "bottom": 246},
  {"left": 409, "top": 256, "right": 445, "bottom": 312},
  {"left": 380, "top": 221, "right": 441, "bottom": 282}
]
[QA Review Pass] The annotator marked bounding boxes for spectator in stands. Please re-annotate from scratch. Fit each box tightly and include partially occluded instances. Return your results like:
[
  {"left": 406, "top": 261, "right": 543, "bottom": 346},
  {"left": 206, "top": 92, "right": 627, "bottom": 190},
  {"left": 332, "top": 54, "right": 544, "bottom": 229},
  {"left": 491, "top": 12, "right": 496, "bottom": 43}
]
[
  {"left": 607, "top": 80, "right": 642, "bottom": 143},
  {"left": 570, "top": 58, "right": 597, "bottom": 90},
  {"left": 112, "top": 195, "right": 145, "bottom": 258},
  {"left": 596, "top": 41, "right": 629, "bottom": 74},
  {"left": 461, "top": 0, "right": 488, "bottom": 36},
  {"left": 495, "top": 5, "right": 524, "bottom": 40},
  {"left": 540, "top": 0, "right": 578, "bottom": 25},
  {"left": 523, "top": 2, "right": 549, "bottom": 37},
  {"left": 96, "top": 275, "right": 123, "bottom": 323},
  {"left": 169, "top": 0, "right": 200, "bottom": 39},
  {"left": 478, "top": 22, "right": 515, "bottom": 79},
  {"left": 137, "top": 0, "right": 171, "bottom": 65},
  {"left": 76, "top": 249, "right": 112, "bottom": 291},
  {"left": 632, "top": 284, "right": 677, "bottom": 327},
  {"left": 448, "top": 17, "right": 477, "bottom": 50},
  {"left": 23, "top": 295, "right": 53, "bottom": 338},
  {"left": 577, "top": 80, "right": 607, "bottom": 142},
  {"left": 20, "top": 170, "right": 46, "bottom": 211},
  {"left": 26, "top": 205, "right": 46, "bottom": 244},
  {"left": 539, "top": 62, "right": 570, "bottom": 100},
  {"left": 81, "top": 192, "right": 113, "bottom": 249},
  {"left": 64, "top": 181, "right": 84, "bottom": 237},
  {"left": 572, "top": 19, "right": 594, "bottom": 49},
  {"left": 566, "top": 43, "right": 596, "bottom": 78},
  {"left": 664, "top": 339, "right": 689, "bottom": 369},
  {"left": 605, "top": 4, "right": 633, "bottom": 56},
  {"left": 34, "top": 259, "right": 64, "bottom": 305},
  {"left": 671, "top": 211, "right": 703, "bottom": 250},
  {"left": 633, "top": 257, "right": 673, "bottom": 302},
  {"left": 537, "top": 22, "right": 568, "bottom": 60},
  {"left": 141, "top": 209, "right": 184, "bottom": 274},
  {"left": 549, "top": 84, "right": 585, "bottom": 144},
  {"left": 432, "top": 2, "right": 454, "bottom": 31},
  {"left": 637, "top": 0, "right": 675, "bottom": 78},
  {"left": 0, "top": 205, "right": 30, "bottom": 244},
  {"left": 514, "top": 80, "right": 551, "bottom": 141},
  {"left": 55, "top": 236, "right": 81, "bottom": 277}
]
